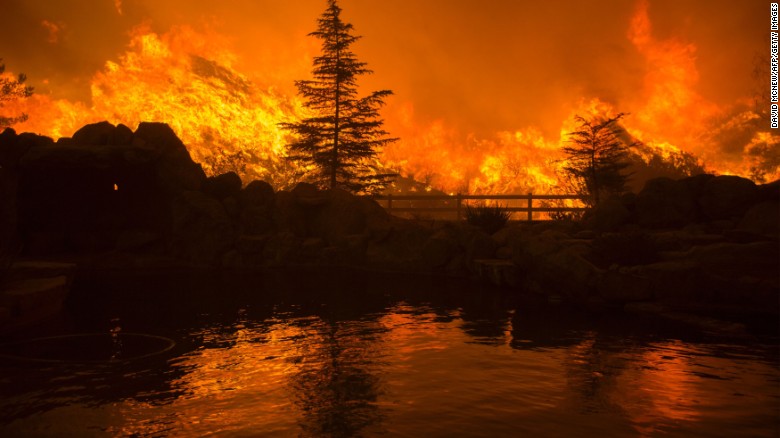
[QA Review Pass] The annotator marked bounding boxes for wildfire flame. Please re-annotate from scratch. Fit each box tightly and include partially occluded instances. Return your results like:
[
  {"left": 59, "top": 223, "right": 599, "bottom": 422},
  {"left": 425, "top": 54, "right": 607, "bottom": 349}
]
[
  {"left": 3, "top": 25, "right": 310, "bottom": 189},
  {"left": 2, "top": 0, "right": 777, "bottom": 194}
]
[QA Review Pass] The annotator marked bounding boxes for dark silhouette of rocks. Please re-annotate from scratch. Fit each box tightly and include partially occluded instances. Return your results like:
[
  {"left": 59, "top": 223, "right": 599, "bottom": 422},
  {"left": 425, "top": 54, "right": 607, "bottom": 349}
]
[
  {"left": 502, "top": 173, "right": 779, "bottom": 316},
  {"left": 0, "top": 121, "right": 777, "bottom": 318}
]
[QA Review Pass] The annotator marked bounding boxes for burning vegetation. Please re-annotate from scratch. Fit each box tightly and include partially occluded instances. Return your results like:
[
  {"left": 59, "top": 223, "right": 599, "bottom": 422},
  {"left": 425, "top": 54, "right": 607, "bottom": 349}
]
[{"left": 0, "top": 0, "right": 777, "bottom": 197}]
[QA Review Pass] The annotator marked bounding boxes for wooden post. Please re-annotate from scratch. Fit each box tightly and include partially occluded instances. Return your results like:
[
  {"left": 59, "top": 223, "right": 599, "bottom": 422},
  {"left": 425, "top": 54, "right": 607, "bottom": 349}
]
[
  {"left": 527, "top": 192, "right": 533, "bottom": 222},
  {"left": 456, "top": 193, "right": 462, "bottom": 221}
]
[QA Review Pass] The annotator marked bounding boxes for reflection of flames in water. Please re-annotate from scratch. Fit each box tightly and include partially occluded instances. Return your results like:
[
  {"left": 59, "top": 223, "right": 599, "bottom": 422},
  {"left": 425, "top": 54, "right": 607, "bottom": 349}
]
[{"left": 3, "top": 1, "right": 778, "bottom": 194}]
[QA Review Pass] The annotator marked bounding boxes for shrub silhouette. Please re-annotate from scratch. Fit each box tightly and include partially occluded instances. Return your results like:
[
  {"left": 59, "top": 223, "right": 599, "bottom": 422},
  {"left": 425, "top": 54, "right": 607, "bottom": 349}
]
[{"left": 465, "top": 204, "right": 511, "bottom": 235}]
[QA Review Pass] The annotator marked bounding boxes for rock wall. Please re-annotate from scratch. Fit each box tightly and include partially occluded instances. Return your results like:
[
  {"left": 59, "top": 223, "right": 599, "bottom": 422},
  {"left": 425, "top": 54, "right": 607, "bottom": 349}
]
[{"left": 1, "top": 121, "right": 777, "bottom": 315}]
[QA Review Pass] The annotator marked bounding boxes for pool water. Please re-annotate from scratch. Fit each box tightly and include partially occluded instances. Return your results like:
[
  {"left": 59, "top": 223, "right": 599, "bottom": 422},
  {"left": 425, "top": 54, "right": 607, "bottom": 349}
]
[{"left": 0, "top": 270, "right": 778, "bottom": 437}]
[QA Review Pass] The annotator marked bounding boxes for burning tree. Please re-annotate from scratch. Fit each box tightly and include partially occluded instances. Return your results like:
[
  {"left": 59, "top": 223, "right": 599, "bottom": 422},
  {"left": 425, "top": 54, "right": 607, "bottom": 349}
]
[
  {"left": 282, "top": 0, "right": 397, "bottom": 194},
  {"left": 0, "top": 59, "right": 33, "bottom": 129},
  {"left": 562, "top": 113, "right": 634, "bottom": 206}
]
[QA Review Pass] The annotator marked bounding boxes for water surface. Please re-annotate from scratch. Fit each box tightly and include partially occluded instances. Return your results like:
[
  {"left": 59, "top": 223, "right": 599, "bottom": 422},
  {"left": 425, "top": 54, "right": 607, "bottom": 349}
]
[{"left": 0, "top": 271, "right": 777, "bottom": 437}]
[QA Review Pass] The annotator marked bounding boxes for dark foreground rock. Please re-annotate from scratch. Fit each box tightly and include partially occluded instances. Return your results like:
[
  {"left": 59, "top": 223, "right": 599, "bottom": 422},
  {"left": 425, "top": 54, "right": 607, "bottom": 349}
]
[
  {"left": 1, "top": 122, "right": 777, "bottom": 319},
  {"left": 497, "top": 174, "right": 780, "bottom": 316}
]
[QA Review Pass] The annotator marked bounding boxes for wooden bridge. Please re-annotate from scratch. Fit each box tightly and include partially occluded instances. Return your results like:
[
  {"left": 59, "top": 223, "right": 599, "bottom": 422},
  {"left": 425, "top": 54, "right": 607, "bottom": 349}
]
[{"left": 373, "top": 193, "right": 587, "bottom": 221}]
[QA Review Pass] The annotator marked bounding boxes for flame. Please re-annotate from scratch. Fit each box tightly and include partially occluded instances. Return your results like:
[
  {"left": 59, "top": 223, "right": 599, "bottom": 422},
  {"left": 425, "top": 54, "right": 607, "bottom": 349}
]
[
  {"left": 381, "top": 0, "right": 779, "bottom": 193},
  {"left": 623, "top": 0, "right": 779, "bottom": 182},
  {"left": 7, "top": 25, "right": 310, "bottom": 189},
  {"left": 5, "top": 1, "right": 778, "bottom": 195}
]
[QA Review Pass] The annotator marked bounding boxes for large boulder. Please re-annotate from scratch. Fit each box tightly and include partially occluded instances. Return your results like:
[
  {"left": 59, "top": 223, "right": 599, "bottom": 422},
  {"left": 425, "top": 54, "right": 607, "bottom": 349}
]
[
  {"left": 238, "top": 180, "right": 275, "bottom": 235},
  {"left": 584, "top": 196, "right": 631, "bottom": 231},
  {"left": 310, "top": 189, "right": 366, "bottom": 244},
  {"left": 365, "top": 220, "right": 430, "bottom": 271},
  {"left": 262, "top": 231, "right": 302, "bottom": 265},
  {"left": 0, "top": 128, "right": 34, "bottom": 169},
  {"left": 698, "top": 175, "right": 758, "bottom": 220},
  {"left": 757, "top": 179, "right": 780, "bottom": 202},
  {"left": 273, "top": 191, "right": 309, "bottom": 237},
  {"left": 134, "top": 122, "right": 206, "bottom": 193},
  {"left": 71, "top": 121, "right": 133, "bottom": 146},
  {"left": 240, "top": 180, "right": 275, "bottom": 208},
  {"left": 203, "top": 171, "right": 242, "bottom": 200},
  {"left": 421, "top": 230, "right": 458, "bottom": 268},
  {"left": 170, "top": 191, "right": 234, "bottom": 264},
  {"left": 597, "top": 267, "right": 653, "bottom": 303},
  {"left": 310, "top": 188, "right": 391, "bottom": 245},
  {"left": 634, "top": 177, "right": 698, "bottom": 228},
  {"left": 512, "top": 230, "right": 601, "bottom": 300},
  {"left": 737, "top": 201, "right": 780, "bottom": 235}
]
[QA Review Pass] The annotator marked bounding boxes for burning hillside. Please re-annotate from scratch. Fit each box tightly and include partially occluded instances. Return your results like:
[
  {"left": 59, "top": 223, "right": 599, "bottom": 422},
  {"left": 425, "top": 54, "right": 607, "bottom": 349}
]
[{"left": 0, "top": 1, "right": 776, "bottom": 194}]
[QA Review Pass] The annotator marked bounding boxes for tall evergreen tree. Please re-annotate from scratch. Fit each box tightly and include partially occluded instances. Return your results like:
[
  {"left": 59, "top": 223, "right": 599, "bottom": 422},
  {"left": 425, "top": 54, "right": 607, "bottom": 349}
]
[
  {"left": 0, "top": 59, "right": 34, "bottom": 129},
  {"left": 282, "top": 0, "right": 397, "bottom": 193},
  {"left": 562, "top": 113, "right": 634, "bottom": 206}
]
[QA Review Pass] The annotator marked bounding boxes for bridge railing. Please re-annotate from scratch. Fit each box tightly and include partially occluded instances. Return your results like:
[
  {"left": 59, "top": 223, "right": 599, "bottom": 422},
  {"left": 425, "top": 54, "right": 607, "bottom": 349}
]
[{"left": 372, "top": 193, "right": 587, "bottom": 221}]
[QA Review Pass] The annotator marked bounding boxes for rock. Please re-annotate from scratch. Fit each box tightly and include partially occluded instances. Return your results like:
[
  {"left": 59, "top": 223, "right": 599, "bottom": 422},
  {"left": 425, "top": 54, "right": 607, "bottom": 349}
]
[
  {"left": 236, "top": 234, "right": 269, "bottom": 255},
  {"left": 365, "top": 220, "right": 430, "bottom": 271},
  {"left": 69, "top": 122, "right": 133, "bottom": 147},
  {"left": 222, "top": 196, "right": 239, "bottom": 220},
  {"left": 491, "top": 225, "right": 526, "bottom": 247},
  {"left": 24, "top": 232, "right": 66, "bottom": 255},
  {"left": 310, "top": 188, "right": 390, "bottom": 245},
  {"left": 698, "top": 175, "right": 758, "bottom": 220},
  {"left": 631, "top": 260, "right": 704, "bottom": 304},
  {"left": 235, "top": 234, "right": 270, "bottom": 266},
  {"left": 262, "top": 231, "right": 302, "bottom": 264},
  {"left": 310, "top": 189, "right": 366, "bottom": 244},
  {"left": 512, "top": 231, "right": 601, "bottom": 300},
  {"left": 592, "top": 231, "right": 659, "bottom": 267},
  {"left": 466, "top": 229, "right": 498, "bottom": 261},
  {"left": 737, "top": 201, "right": 780, "bottom": 235},
  {"left": 0, "top": 128, "right": 27, "bottom": 169},
  {"left": 170, "top": 191, "right": 234, "bottom": 264},
  {"left": 585, "top": 197, "right": 631, "bottom": 231},
  {"left": 1, "top": 275, "right": 69, "bottom": 319},
  {"left": 221, "top": 249, "right": 243, "bottom": 268},
  {"left": 473, "top": 259, "right": 519, "bottom": 287},
  {"left": 115, "top": 230, "right": 160, "bottom": 251},
  {"left": 543, "top": 246, "right": 601, "bottom": 300},
  {"left": 597, "top": 267, "right": 653, "bottom": 303},
  {"left": 112, "top": 124, "right": 135, "bottom": 146},
  {"left": 341, "top": 233, "right": 369, "bottom": 259},
  {"left": 495, "top": 246, "right": 513, "bottom": 259},
  {"left": 239, "top": 180, "right": 275, "bottom": 235},
  {"left": 679, "top": 173, "right": 715, "bottom": 197},
  {"left": 204, "top": 171, "right": 242, "bottom": 200},
  {"left": 573, "top": 230, "right": 597, "bottom": 240},
  {"left": 422, "top": 231, "right": 458, "bottom": 268},
  {"left": 686, "top": 241, "right": 779, "bottom": 278},
  {"left": 635, "top": 177, "right": 698, "bottom": 228},
  {"left": 301, "top": 237, "right": 326, "bottom": 259},
  {"left": 757, "top": 179, "right": 780, "bottom": 202},
  {"left": 72, "top": 121, "right": 115, "bottom": 145},
  {"left": 273, "top": 191, "right": 308, "bottom": 237},
  {"left": 240, "top": 180, "right": 275, "bottom": 208},
  {"left": 291, "top": 182, "right": 325, "bottom": 206},
  {"left": 134, "top": 122, "right": 206, "bottom": 193}
]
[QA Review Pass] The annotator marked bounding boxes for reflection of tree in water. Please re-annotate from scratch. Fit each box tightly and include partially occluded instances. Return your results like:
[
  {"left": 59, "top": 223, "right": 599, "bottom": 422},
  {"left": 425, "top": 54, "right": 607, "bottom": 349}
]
[
  {"left": 560, "top": 332, "right": 632, "bottom": 416},
  {"left": 288, "top": 318, "right": 387, "bottom": 437}
]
